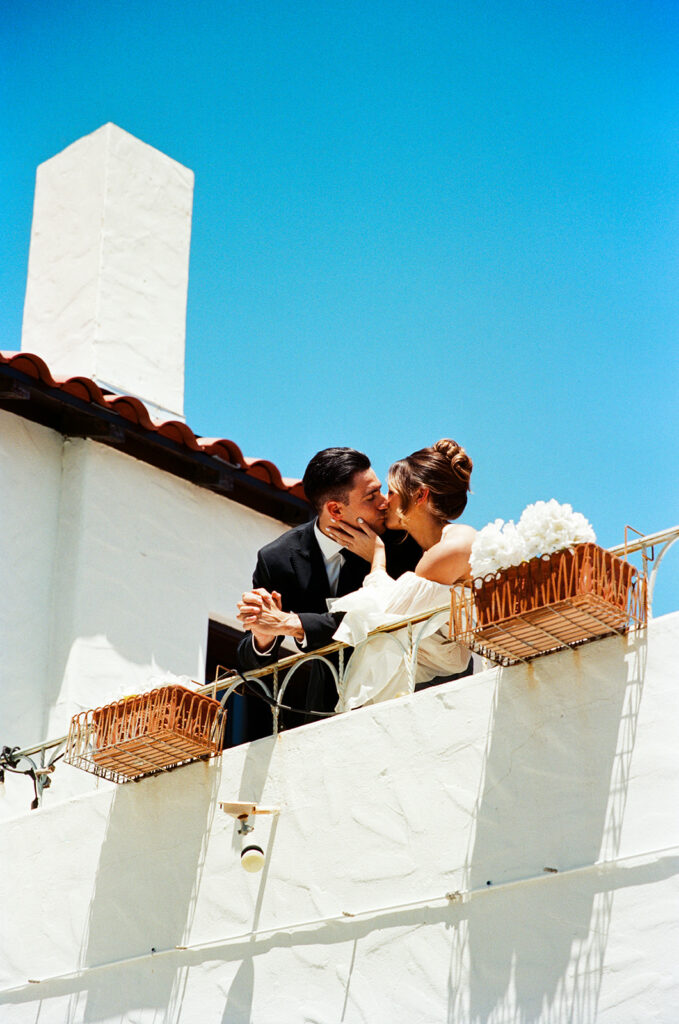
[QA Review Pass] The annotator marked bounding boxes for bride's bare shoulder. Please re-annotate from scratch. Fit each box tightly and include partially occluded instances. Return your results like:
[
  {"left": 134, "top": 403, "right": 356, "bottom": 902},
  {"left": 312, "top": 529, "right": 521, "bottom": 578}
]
[
  {"left": 441, "top": 523, "right": 476, "bottom": 545},
  {"left": 415, "top": 523, "right": 476, "bottom": 584}
]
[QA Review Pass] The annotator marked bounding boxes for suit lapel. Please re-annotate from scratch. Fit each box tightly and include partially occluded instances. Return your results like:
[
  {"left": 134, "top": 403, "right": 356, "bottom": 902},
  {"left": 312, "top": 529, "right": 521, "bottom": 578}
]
[
  {"left": 338, "top": 550, "right": 369, "bottom": 595},
  {"left": 289, "top": 520, "right": 331, "bottom": 598}
]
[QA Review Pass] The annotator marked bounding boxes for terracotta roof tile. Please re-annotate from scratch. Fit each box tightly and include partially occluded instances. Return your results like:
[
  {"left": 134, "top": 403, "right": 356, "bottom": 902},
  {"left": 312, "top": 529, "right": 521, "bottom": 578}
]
[
  {"left": 199, "top": 438, "right": 245, "bottom": 465},
  {"left": 242, "top": 456, "right": 287, "bottom": 489},
  {"left": 60, "top": 376, "right": 105, "bottom": 402},
  {"left": 8, "top": 351, "right": 53, "bottom": 383},
  {"left": 0, "top": 350, "right": 308, "bottom": 505},
  {"left": 157, "top": 419, "right": 202, "bottom": 449},
  {"left": 103, "top": 394, "right": 158, "bottom": 429}
]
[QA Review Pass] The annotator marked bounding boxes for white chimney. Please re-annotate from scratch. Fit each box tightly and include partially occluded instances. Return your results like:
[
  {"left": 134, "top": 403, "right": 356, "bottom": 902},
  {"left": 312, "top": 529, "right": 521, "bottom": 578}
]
[{"left": 21, "top": 123, "right": 194, "bottom": 422}]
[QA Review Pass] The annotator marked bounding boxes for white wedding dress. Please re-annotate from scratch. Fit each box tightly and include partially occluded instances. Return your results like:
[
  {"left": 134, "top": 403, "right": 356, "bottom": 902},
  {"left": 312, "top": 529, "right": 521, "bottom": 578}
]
[{"left": 329, "top": 570, "right": 470, "bottom": 712}]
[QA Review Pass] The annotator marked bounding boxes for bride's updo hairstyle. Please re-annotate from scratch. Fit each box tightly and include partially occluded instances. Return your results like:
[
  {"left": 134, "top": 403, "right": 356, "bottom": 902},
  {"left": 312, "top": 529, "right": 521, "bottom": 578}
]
[{"left": 389, "top": 439, "right": 472, "bottom": 523}]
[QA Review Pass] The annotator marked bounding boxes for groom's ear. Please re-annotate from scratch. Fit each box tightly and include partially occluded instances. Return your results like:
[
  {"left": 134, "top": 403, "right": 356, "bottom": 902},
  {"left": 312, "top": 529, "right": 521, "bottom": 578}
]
[{"left": 325, "top": 499, "right": 343, "bottom": 520}]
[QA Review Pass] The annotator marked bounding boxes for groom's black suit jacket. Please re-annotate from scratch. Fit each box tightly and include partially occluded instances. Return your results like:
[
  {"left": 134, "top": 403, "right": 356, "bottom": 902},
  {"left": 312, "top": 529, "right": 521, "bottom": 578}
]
[{"left": 237, "top": 520, "right": 421, "bottom": 713}]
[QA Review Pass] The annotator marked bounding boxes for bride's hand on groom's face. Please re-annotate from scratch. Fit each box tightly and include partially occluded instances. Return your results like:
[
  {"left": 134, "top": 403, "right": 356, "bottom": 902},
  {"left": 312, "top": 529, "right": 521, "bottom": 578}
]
[{"left": 326, "top": 517, "right": 384, "bottom": 563}]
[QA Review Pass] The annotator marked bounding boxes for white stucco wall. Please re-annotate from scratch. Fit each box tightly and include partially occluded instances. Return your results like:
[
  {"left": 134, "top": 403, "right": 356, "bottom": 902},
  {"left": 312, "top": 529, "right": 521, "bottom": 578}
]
[
  {"left": 0, "top": 412, "right": 63, "bottom": 744},
  {"left": 42, "top": 436, "right": 286, "bottom": 732},
  {"left": 0, "top": 411, "right": 288, "bottom": 812},
  {"left": 1, "top": 614, "right": 677, "bottom": 1023}
]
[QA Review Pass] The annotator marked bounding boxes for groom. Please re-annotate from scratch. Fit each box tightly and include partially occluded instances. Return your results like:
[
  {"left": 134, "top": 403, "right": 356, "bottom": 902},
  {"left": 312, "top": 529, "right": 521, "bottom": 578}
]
[{"left": 236, "top": 447, "right": 421, "bottom": 718}]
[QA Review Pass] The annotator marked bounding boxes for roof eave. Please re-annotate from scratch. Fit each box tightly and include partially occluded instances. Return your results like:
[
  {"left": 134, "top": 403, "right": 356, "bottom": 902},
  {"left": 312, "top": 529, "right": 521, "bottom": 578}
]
[{"left": 0, "top": 354, "right": 311, "bottom": 527}]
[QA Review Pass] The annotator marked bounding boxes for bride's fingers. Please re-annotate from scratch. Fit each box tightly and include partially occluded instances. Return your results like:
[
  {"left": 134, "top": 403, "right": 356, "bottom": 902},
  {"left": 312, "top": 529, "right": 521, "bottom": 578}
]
[
  {"left": 355, "top": 517, "right": 376, "bottom": 535},
  {"left": 355, "top": 518, "right": 380, "bottom": 544},
  {"left": 325, "top": 519, "right": 378, "bottom": 560},
  {"left": 334, "top": 519, "right": 368, "bottom": 538},
  {"left": 327, "top": 522, "right": 354, "bottom": 542}
]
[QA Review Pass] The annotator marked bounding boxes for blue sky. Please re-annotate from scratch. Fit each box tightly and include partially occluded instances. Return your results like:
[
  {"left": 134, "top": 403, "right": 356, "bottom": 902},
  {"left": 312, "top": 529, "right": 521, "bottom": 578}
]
[{"left": 2, "top": 0, "right": 677, "bottom": 612}]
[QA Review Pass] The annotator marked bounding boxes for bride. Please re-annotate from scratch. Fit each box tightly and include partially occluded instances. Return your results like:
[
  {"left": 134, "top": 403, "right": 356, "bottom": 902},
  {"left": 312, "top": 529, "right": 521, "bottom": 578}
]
[{"left": 325, "top": 439, "right": 476, "bottom": 710}]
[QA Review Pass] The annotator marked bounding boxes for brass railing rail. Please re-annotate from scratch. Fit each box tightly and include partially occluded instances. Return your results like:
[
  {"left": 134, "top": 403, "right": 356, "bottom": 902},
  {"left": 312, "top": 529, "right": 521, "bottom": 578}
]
[
  {"left": 610, "top": 524, "right": 679, "bottom": 612},
  {"left": 609, "top": 524, "right": 679, "bottom": 556}
]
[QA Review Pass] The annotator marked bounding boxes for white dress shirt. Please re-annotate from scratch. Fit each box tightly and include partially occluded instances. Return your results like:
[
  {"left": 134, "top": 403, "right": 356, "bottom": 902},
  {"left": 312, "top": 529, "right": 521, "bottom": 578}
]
[{"left": 313, "top": 520, "right": 345, "bottom": 597}]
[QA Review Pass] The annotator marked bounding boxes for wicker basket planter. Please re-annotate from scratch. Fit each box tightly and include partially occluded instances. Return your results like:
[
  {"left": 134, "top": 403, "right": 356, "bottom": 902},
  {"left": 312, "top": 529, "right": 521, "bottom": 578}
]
[
  {"left": 65, "top": 685, "right": 225, "bottom": 783},
  {"left": 450, "top": 543, "right": 646, "bottom": 665}
]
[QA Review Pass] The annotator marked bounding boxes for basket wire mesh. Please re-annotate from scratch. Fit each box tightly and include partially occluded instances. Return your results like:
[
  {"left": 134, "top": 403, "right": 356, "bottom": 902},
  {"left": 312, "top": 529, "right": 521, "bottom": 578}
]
[
  {"left": 65, "top": 685, "right": 225, "bottom": 783},
  {"left": 449, "top": 543, "right": 647, "bottom": 666}
]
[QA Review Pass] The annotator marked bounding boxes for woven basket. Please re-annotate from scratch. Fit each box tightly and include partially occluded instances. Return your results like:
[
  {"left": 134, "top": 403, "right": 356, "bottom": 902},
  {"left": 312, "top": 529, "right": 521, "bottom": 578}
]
[
  {"left": 65, "top": 685, "right": 224, "bottom": 783},
  {"left": 450, "top": 543, "right": 646, "bottom": 665}
]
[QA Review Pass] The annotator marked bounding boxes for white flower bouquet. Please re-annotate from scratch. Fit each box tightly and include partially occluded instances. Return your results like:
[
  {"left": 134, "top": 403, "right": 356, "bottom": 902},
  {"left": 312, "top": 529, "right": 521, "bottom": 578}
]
[{"left": 470, "top": 500, "right": 596, "bottom": 579}]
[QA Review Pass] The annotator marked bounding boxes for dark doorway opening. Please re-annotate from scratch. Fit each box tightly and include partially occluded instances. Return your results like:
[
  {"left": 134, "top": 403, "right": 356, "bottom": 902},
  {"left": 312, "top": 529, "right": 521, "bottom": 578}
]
[{"left": 205, "top": 620, "right": 273, "bottom": 748}]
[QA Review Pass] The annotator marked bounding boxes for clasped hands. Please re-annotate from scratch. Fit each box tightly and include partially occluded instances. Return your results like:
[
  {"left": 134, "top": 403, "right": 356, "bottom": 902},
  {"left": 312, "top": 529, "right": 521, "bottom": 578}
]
[{"left": 236, "top": 589, "right": 304, "bottom": 650}]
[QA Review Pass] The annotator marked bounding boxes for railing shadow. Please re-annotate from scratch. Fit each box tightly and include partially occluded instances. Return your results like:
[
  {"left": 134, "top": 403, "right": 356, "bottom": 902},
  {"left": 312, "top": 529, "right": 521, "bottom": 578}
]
[
  {"left": 8, "top": 847, "right": 676, "bottom": 1024},
  {"left": 218, "top": 706, "right": 288, "bottom": 1019},
  {"left": 73, "top": 758, "right": 220, "bottom": 1024},
  {"left": 448, "top": 629, "right": 648, "bottom": 1024}
]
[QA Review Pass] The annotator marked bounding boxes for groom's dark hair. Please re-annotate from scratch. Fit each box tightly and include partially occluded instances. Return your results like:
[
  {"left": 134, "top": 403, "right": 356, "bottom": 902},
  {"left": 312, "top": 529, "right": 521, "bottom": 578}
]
[{"left": 302, "top": 447, "right": 371, "bottom": 512}]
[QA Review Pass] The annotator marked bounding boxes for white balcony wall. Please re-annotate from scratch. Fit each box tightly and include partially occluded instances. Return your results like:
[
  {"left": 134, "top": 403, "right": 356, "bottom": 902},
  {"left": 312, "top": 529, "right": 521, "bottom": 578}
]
[{"left": 0, "top": 614, "right": 677, "bottom": 1023}]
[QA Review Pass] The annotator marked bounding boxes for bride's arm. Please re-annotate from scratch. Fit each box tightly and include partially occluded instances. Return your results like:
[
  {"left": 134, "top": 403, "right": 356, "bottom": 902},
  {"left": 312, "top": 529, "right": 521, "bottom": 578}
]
[
  {"left": 415, "top": 524, "right": 476, "bottom": 584},
  {"left": 368, "top": 528, "right": 386, "bottom": 573}
]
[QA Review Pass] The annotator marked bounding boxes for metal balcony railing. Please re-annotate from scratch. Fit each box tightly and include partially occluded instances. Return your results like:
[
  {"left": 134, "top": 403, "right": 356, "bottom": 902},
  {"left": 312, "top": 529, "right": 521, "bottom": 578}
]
[{"left": 3, "top": 525, "right": 677, "bottom": 805}]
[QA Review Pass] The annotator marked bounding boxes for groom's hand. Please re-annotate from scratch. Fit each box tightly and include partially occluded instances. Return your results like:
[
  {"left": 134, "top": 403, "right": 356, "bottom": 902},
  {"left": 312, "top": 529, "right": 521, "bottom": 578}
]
[{"left": 237, "top": 588, "right": 305, "bottom": 647}]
